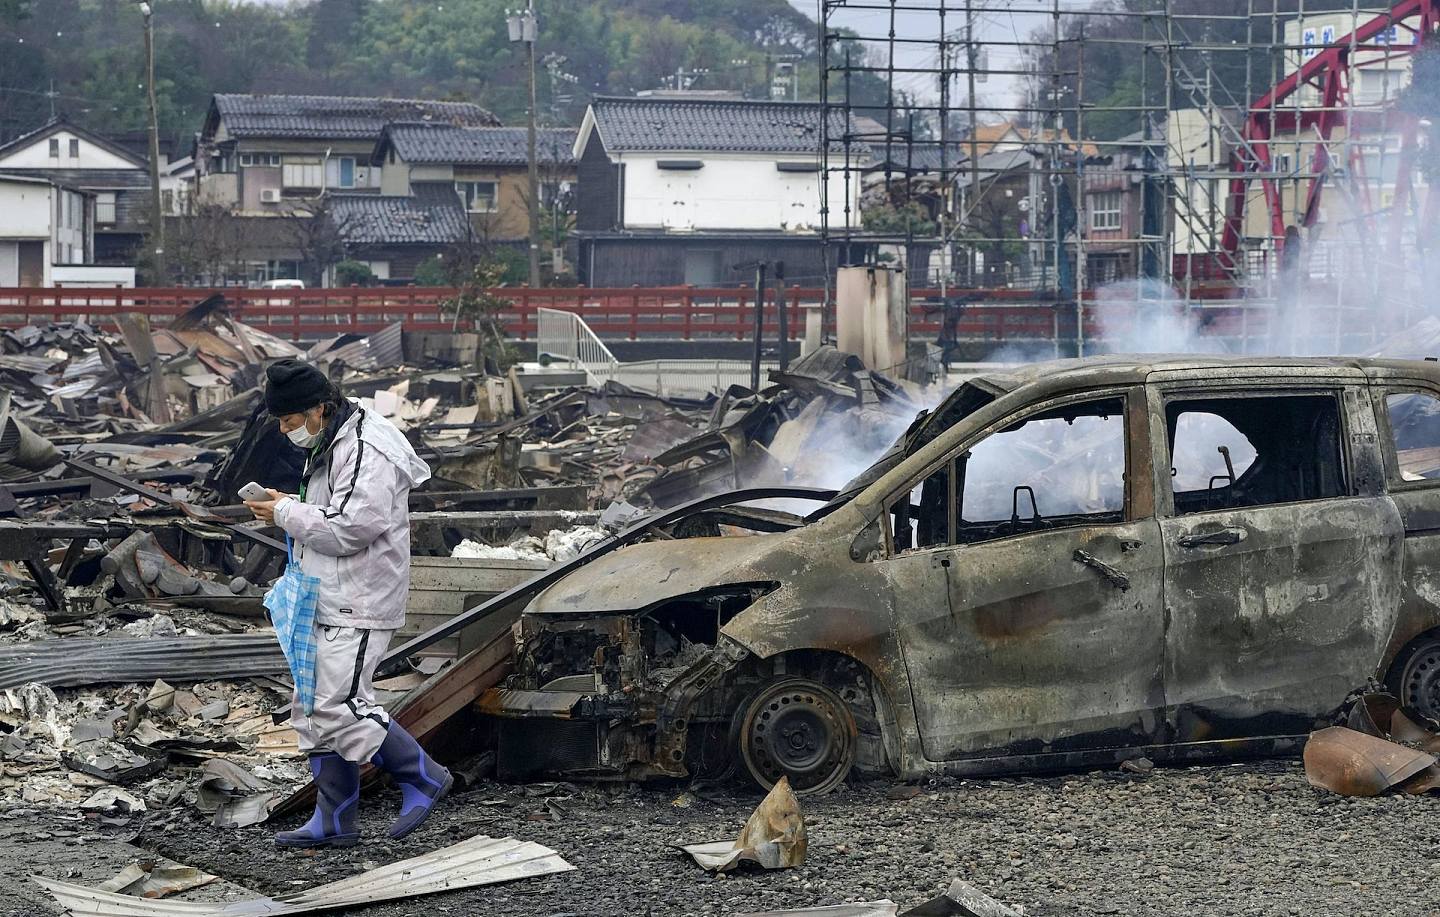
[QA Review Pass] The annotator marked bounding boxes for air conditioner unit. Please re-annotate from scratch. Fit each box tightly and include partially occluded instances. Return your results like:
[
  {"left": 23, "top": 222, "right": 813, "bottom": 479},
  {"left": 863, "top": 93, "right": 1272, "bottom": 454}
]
[{"left": 260, "top": 189, "right": 282, "bottom": 204}]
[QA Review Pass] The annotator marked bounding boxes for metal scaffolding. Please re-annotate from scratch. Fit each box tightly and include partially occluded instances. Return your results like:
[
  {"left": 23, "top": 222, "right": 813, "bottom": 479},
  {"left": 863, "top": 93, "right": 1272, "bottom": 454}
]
[{"left": 818, "top": 0, "right": 1440, "bottom": 356}]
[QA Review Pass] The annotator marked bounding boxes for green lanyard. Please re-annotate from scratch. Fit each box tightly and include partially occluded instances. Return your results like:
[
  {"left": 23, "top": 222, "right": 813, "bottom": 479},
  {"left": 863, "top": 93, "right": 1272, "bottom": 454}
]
[{"left": 297, "top": 444, "right": 317, "bottom": 502}]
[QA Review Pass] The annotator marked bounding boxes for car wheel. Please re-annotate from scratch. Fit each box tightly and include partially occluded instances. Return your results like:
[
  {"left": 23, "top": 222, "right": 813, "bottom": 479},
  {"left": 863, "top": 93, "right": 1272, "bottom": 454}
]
[
  {"left": 738, "top": 677, "right": 856, "bottom": 795},
  {"left": 1397, "top": 638, "right": 1440, "bottom": 720}
]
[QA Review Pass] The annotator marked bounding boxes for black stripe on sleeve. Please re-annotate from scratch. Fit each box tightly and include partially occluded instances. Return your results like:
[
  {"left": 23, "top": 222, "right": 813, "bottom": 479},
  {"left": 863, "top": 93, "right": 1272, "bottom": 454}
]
[{"left": 324, "top": 410, "right": 366, "bottom": 520}]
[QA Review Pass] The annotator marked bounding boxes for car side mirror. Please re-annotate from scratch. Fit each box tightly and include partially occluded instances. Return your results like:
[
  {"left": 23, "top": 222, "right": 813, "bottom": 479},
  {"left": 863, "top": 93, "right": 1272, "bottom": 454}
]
[{"left": 851, "top": 515, "right": 884, "bottom": 562}]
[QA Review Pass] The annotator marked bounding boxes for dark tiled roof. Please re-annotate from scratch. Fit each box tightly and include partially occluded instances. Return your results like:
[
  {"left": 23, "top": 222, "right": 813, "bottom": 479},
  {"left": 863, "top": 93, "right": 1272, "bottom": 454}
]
[
  {"left": 586, "top": 97, "right": 852, "bottom": 154},
  {"left": 867, "top": 142, "right": 970, "bottom": 173},
  {"left": 378, "top": 124, "right": 576, "bottom": 167},
  {"left": 329, "top": 184, "right": 471, "bottom": 246},
  {"left": 212, "top": 94, "right": 499, "bottom": 140}
]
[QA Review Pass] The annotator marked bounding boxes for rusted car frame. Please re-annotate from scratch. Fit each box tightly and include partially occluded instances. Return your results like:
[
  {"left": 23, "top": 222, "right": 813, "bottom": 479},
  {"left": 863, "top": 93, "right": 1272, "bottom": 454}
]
[{"left": 479, "top": 356, "right": 1440, "bottom": 792}]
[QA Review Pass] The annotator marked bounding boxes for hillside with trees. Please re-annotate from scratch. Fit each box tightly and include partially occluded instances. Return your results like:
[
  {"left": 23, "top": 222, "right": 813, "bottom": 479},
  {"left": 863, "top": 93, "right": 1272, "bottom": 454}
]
[{"left": 0, "top": 0, "right": 826, "bottom": 145}]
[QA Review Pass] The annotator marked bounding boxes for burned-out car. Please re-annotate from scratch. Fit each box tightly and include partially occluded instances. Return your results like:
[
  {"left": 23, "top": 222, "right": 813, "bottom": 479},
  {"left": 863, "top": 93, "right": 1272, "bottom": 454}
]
[{"left": 479, "top": 355, "right": 1440, "bottom": 793}]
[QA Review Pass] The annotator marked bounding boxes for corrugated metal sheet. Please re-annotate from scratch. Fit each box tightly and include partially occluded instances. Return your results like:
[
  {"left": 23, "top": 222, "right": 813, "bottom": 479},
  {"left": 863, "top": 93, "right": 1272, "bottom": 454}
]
[
  {"left": 366, "top": 321, "right": 405, "bottom": 368},
  {"left": 33, "top": 834, "right": 574, "bottom": 915},
  {"left": 0, "top": 634, "right": 287, "bottom": 689}
]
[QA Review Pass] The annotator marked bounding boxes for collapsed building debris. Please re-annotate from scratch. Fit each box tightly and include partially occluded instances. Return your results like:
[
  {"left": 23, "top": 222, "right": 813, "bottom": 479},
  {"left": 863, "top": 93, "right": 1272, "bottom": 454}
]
[
  {"left": 0, "top": 292, "right": 729, "bottom": 834},
  {"left": 95, "top": 862, "right": 219, "bottom": 901},
  {"left": 1304, "top": 687, "right": 1440, "bottom": 797},
  {"left": 639, "top": 346, "right": 919, "bottom": 507},
  {"left": 33, "top": 832, "right": 575, "bottom": 915}
]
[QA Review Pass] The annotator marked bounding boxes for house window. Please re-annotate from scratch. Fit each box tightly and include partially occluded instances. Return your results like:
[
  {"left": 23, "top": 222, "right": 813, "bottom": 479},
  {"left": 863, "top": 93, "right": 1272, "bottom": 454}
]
[
  {"left": 456, "top": 180, "right": 498, "bottom": 213},
  {"left": 282, "top": 158, "right": 323, "bottom": 189},
  {"left": 96, "top": 192, "right": 116, "bottom": 225},
  {"left": 326, "top": 156, "right": 357, "bottom": 189},
  {"left": 68, "top": 138, "right": 79, "bottom": 158},
  {"left": 1090, "top": 191, "right": 1122, "bottom": 231},
  {"left": 48, "top": 138, "right": 59, "bottom": 158},
  {"left": 239, "top": 153, "right": 281, "bottom": 168}
]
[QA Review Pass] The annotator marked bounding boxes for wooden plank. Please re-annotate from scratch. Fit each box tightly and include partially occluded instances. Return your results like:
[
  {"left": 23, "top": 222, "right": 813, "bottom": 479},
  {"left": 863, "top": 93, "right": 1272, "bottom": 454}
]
[{"left": 407, "top": 556, "right": 550, "bottom": 593}]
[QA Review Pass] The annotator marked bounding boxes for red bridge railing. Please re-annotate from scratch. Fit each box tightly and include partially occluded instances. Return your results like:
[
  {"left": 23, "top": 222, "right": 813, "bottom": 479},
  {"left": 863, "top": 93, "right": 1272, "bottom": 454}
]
[{"left": 0, "top": 284, "right": 1248, "bottom": 345}]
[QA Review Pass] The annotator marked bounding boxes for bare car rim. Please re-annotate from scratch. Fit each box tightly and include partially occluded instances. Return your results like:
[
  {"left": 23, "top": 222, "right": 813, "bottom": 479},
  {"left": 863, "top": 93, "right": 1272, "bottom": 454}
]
[
  {"left": 1401, "top": 640, "right": 1440, "bottom": 720},
  {"left": 738, "top": 678, "right": 856, "bottom": 795}
]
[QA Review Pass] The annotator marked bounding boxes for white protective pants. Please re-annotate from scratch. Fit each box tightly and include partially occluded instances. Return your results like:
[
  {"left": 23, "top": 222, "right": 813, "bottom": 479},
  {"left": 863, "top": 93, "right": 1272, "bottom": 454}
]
[{"left": 291, "top": 625, "right": 394, "bottom": 763}]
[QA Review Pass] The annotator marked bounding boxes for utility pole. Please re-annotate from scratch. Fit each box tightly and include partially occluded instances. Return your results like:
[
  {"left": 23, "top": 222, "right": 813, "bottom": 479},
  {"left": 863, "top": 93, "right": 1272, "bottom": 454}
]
[
  {"left": 508, "top": 3, "right": 541, "bottom": 288},
  {"left": 139, "top": 1, "right": 165, "bottom": 284}
]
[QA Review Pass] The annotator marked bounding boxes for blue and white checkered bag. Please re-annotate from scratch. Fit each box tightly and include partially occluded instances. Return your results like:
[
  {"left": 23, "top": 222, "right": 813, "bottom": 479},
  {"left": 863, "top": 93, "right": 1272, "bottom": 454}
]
[{"left": 264, "top": 536, "right": 321, "bottom": 716}]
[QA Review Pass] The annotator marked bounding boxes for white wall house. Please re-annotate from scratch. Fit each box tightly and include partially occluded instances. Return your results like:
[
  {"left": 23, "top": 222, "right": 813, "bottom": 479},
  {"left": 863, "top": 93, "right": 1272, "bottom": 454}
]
[
  {"left": 572, "top": 95, "right": 873, "bottom": 286},
  {"left": 574, "top": 96, "right": 863, "bottom": 236},
  {"left": 0, "top": 119, "right": 153, "bottom": 265},
  {"left": 0, "top": 125, "right": 139, "bottom": 171},
  {"left": 616, "top": 153, "right": 826, "bottom": 232},
  {"left": 0, "top": 174, "right": 93, "bottom": 287}
]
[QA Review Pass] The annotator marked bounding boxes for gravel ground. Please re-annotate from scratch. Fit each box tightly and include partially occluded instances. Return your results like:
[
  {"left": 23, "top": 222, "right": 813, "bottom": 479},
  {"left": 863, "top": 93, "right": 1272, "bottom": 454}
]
[{"left": 10, "top": 758, "right": 1440, "bottom": 917}]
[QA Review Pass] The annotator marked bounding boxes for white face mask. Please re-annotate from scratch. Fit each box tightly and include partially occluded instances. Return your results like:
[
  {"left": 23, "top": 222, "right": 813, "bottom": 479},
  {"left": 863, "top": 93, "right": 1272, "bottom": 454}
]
[{"left": 287, "top": 423, "right": 321, "bottom": 448}]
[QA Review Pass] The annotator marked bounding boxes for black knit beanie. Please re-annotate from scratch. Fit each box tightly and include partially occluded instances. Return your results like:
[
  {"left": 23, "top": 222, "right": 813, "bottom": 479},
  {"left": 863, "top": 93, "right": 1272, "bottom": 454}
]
[{"left": 265, "top": 359, "right": 331, "bottom": 416}]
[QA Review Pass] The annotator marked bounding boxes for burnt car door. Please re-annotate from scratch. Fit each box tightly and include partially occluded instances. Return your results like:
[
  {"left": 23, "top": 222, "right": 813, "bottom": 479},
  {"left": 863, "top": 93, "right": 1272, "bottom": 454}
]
[
  {"left": 880, "top": 386, "right": 1166, "bottom": 762},
  {"left": 1150, "top": 381, "right": 1402, "bottom": 741}
]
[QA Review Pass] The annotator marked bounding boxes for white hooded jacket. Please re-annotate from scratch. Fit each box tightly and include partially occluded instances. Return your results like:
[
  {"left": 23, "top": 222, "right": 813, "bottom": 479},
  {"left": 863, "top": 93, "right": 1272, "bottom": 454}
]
[{"left": 273, "top": 401, "right": 431, "bottom": 630}]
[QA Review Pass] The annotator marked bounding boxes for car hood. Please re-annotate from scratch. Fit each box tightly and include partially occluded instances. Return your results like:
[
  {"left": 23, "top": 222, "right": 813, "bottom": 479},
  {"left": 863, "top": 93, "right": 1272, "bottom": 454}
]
[{"left": 525, "top": 533, "right": 789, "bottom": 616}]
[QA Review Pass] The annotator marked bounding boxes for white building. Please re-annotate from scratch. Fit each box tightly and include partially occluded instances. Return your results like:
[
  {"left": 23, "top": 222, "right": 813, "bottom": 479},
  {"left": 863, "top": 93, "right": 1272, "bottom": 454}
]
[
  {"left": 0, "top": 119, "right": 153, "bottom": 265},
  {"left": 0, "top": 173, "right": 93, "bottom": 287},
  {"left": 1283, "top": 9, "right": 1417, "bottom": 108},
  {"left": 572, "top": 95, "right": 864, "bottom": 286}
]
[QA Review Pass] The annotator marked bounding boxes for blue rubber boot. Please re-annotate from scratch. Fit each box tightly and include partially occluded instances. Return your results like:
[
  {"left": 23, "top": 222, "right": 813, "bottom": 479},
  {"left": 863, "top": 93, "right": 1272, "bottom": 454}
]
[
  {"left": 370, "top": 721, "right": 453, "bottom": 840},
  {"left": 274, "top": 752, "right": 360, "bottom": 848}
]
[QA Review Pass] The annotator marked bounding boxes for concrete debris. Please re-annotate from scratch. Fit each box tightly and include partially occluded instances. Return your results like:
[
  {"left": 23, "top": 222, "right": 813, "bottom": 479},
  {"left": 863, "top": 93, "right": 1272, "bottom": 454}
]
[
  {"left": 680, "top": 775, "right": 807, "bottom": 872},
  {"left": 97, "top": 861, "right": 218, "bottom": 899},
  {"left": 451, "top": 524, "right": 608, "bottom": 563},
  {"left": 79, "top": 785, "right": 147, "bottom": 814},
  {"left": 33, "top": 832, "right": 575, "bottom": 915},
  {"left": 195, "top": 758, "right": 277, "bottom": 828}
]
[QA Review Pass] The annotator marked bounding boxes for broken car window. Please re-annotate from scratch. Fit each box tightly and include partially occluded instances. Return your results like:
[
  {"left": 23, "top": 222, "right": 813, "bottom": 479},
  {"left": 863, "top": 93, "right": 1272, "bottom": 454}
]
[
  {"left": 1170, "top": 412, "right": 1257, "bottom": 492},
  {"left": 1386, "top": 391, "right": 1440, "bottom": 481},
  {"left": 955, "top": 397, "right": 1126, "bottom": 544},
  {"left": 1167, "top": 394, "right": 1345, "bottom": 514}
]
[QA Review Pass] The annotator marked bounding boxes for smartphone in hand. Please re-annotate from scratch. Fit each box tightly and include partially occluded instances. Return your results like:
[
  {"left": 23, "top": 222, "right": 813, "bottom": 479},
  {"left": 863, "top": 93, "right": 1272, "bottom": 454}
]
[{"left": 238, "top": 481, "right": 269, "bottom": 502}]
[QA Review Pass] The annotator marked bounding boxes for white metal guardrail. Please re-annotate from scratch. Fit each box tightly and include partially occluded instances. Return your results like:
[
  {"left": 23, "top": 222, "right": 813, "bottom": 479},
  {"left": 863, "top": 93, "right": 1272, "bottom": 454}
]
[{"left": 537, "top": 307, "right": 759, "bottom": 398}]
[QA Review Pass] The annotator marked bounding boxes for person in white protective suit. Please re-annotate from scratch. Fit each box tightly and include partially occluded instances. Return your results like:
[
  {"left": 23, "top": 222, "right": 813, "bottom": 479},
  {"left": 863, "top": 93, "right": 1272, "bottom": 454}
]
[{"left": 246, "top": 359, "right": 452, "bottom": 847}]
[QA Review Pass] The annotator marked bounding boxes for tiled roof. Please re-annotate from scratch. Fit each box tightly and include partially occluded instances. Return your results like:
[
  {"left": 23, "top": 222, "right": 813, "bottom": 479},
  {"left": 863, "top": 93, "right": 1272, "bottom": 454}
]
[
  {"left": 211, "top": 94, "right": 499, "bottom": 140},
  {"left": 586, "top": 97, "right": 854, "bottom": 155},
  {"left": 329, "top": 184, "right": 472, "bottom": 246},
  {"left": 377, "top": 124, "right": 576, "bottom": 167}
]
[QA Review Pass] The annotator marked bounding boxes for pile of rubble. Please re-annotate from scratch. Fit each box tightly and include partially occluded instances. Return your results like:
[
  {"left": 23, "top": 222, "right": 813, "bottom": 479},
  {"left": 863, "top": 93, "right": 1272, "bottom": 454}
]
[{"left": 0, "top": 293, "right": 923, "bottom": 861}]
